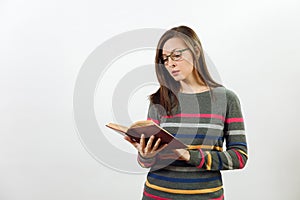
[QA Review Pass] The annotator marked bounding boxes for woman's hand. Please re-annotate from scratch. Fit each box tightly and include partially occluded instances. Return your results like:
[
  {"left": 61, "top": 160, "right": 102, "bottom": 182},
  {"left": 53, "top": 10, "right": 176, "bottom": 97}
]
[
  {"left": 124, "top": 134, "right": 167, "bottom": 159},
  {"left": 172, "top": 149, "right": 190, "bottom": 161}
]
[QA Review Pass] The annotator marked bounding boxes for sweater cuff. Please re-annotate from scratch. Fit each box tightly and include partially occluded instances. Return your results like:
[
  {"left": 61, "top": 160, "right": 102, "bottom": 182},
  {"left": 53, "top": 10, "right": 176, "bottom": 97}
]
[
  {"left": 187, "top": 149, "right": 205, "bottom": 168},
  {"left": 137, "top": 152, "right": 156, "bottom": 168}
]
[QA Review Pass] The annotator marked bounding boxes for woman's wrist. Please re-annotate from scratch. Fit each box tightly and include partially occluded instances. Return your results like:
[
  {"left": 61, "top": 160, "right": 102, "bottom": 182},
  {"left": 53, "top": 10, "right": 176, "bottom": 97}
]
[
  {"left": 173, "top": 149, "right": 190, "bottom": 161},
  {"left": 138, "top": 151, "right": 156, "bottom": 160}
]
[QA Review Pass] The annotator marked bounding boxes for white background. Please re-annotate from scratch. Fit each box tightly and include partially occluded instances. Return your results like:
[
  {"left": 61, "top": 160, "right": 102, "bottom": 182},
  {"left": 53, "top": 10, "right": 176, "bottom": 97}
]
[{"left": 1, "top": 0, "right": 300, "bottom": 199}]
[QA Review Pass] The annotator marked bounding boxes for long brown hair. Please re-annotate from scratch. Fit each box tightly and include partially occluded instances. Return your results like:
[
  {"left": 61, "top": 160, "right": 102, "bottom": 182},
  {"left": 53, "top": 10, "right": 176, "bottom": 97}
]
[{"left": 149, "top": 25, "right": 223, "bottom": 115}]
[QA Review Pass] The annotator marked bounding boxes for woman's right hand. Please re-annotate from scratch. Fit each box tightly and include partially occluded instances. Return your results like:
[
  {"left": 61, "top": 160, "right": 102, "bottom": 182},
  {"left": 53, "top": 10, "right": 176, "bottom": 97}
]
[{"left": 124, "top": 134, "right": 167, "bottom": 159}]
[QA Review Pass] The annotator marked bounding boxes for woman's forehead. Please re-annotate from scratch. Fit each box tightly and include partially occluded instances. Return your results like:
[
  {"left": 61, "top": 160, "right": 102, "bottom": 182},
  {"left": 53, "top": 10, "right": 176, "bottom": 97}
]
[{"left": 162, "top": 37, "right": 187, "bottom": 54}]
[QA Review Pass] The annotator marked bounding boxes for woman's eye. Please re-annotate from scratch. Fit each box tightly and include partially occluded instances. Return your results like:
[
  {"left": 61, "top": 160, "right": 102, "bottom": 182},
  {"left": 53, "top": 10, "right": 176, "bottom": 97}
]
[{"left": 173, "top": 54, "right": 181, "bottom": 59}]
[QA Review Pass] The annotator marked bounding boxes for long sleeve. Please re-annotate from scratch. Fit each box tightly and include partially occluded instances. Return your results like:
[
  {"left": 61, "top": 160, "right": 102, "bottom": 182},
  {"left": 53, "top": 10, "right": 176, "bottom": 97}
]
[
  {"left": 137, "top": 102, "right": 161, "bottom": 168},
  {"left": 187, "top": 89, "right": 248, "bottom": 170}
]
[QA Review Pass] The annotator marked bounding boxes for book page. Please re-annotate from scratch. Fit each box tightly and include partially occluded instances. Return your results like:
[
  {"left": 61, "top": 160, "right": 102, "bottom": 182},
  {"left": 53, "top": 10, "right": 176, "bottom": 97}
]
[
  {"left": 106, "top": 123, "right": 128, "bottom": 133},
  {"left": 129, "top": 120, "right": 154, "bottom": 128}
]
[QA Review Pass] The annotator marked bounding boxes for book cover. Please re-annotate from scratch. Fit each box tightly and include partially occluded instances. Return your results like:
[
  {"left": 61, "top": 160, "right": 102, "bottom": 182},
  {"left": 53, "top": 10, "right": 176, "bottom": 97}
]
[{"left": 106, "top": 120, "right": 187, "bottom": 150}]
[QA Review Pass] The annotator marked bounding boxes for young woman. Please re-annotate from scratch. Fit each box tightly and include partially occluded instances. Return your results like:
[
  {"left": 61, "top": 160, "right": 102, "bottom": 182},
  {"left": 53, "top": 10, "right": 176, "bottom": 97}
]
[{"left": 125, "top": 25, "right": 248, "bottom": 200}]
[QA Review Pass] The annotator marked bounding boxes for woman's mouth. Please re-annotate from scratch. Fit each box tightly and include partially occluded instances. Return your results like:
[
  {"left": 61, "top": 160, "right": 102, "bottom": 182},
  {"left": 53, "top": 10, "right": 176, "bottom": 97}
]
[{"left": 172, "top": 70, "right": 180, "bottom": 76}]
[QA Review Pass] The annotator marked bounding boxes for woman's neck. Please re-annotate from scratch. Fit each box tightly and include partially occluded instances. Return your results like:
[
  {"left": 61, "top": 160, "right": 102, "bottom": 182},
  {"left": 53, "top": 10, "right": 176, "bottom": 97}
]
[
  {"left": 179, "top": 80, "right": 209, "bottom": 94},
  {"left": 179, "top": 71, "right": 208, "bottom": 93}
]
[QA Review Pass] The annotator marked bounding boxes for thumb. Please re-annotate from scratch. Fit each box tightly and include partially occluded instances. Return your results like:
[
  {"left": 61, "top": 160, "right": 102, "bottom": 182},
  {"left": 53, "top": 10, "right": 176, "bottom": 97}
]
[{"left": 124, "top": 136, "right": 138, "bottom": 148}]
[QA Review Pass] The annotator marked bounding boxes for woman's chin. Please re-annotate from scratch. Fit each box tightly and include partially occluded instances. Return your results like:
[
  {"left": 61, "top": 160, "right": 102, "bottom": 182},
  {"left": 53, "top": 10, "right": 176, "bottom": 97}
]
[
  {"left": 174, "top": 77, "right": 186, "bottom": 82},
  {"left": 172, "top": 75, "right": 183, "bottom": 81}
]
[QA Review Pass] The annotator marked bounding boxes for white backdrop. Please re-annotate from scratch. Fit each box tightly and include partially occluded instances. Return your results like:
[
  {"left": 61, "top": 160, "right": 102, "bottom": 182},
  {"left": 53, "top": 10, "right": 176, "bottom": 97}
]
[{"left": 1, "top": 0, "right": 300, "bottom": 199}]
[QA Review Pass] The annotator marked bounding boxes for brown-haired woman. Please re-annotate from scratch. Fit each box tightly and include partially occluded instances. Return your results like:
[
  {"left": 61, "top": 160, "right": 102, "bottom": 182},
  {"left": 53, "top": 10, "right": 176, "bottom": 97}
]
[{"left": 125, "top": 25, "right": 248, "bottom": 200}]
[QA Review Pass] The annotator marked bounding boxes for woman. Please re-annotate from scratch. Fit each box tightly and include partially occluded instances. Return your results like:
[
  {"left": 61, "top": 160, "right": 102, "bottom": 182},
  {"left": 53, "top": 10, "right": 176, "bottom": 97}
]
[{"left": 125, "top": 25, "right": 248, "bottom": 200}]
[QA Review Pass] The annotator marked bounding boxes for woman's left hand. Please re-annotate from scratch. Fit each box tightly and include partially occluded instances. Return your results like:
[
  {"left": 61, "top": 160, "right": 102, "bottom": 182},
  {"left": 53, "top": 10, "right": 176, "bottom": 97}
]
[{"left": 172, "top": 149, "right": 190, "bottom": 161}]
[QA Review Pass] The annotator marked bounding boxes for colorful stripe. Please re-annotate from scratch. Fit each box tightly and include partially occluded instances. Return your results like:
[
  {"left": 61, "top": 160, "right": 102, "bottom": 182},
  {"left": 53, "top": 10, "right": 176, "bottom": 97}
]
[
  {"left": 225, "top": 117, "right": 244, "bottom": 123},
  {"left": 206, "top": 151, "right": 212, "bottom": 170},
  {"left": 237, "top": 149, "right": 248, "bottom": 158},
  {"left": 210, "top": 194, "right": 224, "bottom": 200},
  {"left": 160, "top": 122, "right": 223, "bottom": 130},
  {"left": 148, "top": 173, "right": 221, "bottom": 183},
  {"left": 163, "top": 166, "right": 205, "bottom": 172},
  {"left": 227, "top": 142, "right": 247, "bottom": 147},
  {"left": 223, "top": 151, "right": 233, "bottom": 170},
  {"left": 233, "top": 149, "right": 244, "bottom": 169},
  {"left": 146, "top": 180, "right": 223, "bottom": 194},
  {"left": 137, "top": 155, "right": 156, "bottom": 168},
  {"left": 197, "top": 149, "right": 205, "bottom": 168},
  {"left": 188, "top": 145, "right": 223, "bottom": 151},
  {"left": 143, "top": 190, "right": 171, "bottom": 200},
  {"left": 225, "top": 130, "right": 245, "bottom": 136},
  {"left": 138, "top": 160, "right": 153, "bottom": 168},
  {"left": 171, "top": 133, "right": 223, "bottom": 140},
  {"left": 161, "top": 113, "right": 225, "bottom": 122},
  {"left": 158, "top": 154, "right": 179, "bottom": 160}
]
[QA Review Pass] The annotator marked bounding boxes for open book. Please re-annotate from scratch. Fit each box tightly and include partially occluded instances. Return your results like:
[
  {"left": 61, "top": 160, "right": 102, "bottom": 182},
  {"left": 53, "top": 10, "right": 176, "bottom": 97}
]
[{"left": 106, "top": 120, "right": 187, "bottom": 150}]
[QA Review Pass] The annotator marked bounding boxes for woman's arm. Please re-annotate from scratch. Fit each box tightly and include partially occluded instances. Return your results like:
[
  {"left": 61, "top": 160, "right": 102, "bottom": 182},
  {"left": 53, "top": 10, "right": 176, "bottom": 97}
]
[
  {"left": 181, "top": 90, "right": 248, "bottom": 170},
  {"left": 140, "top": 102, "right": 163, "bottom": 168}
]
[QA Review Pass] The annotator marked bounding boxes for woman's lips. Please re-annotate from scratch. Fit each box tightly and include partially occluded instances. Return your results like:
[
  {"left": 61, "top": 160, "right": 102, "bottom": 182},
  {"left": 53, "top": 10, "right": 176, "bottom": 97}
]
[{"left": 172, "top": 70, "right": 180, "bottom": 76}]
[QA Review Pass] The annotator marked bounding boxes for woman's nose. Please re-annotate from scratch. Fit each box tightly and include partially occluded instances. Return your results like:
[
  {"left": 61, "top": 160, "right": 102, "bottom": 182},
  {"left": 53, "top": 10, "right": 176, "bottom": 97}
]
[{"left": 167, "top": 57, "right": 176, "bottom": 67}]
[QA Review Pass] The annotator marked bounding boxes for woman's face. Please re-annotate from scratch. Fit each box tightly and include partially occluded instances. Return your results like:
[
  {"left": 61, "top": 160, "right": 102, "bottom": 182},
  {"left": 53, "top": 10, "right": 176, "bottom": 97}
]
[{"left": 162, "top": 37, "right": 196, "bottom": 83}]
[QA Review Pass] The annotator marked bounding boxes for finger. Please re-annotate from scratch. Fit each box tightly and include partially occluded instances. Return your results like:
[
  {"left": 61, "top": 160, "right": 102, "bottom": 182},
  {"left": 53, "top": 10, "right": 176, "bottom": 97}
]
[
  {"left": 124, "top": 135, "right": 133, "bottom": 143},
  {"left": 152, "top": 138, "right": 161, "bottom": 151},
  {"left": 138, "top": 147, "right": 144, "bottom": 156},
  {"left": 146, "top": 135, "right": 155, "bottom": 151},
  {"left": 124, "top": 136, "right": 138, "bottom": 148},
  {"left": 140, "top": 134, "right": 145, "bottom": 153},
  {"left": 144, "top": 135, "right": 154, "bottom": 154},
  {"left": 157, "top": 143, "right": 168, "bottom": 153}
]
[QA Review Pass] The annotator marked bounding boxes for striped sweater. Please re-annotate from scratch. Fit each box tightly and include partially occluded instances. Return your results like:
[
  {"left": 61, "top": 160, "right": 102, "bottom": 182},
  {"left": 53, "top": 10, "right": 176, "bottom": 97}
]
[{"left": 138, "top": 87, "right": 248, "bottom": 200}]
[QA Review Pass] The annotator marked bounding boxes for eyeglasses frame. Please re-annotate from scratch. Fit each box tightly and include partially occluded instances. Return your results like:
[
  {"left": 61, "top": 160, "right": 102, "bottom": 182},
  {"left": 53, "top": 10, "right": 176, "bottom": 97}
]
[{"left": 161, "top": 48, "right": 190, "bottom": 64}]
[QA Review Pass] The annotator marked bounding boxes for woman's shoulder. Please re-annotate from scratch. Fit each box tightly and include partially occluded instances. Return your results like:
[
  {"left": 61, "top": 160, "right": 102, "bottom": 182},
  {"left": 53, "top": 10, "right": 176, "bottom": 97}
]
[
  {"left": 223, "top": 87, "right": 241, "bottom": 105},
  {"left": 213, "top": 86, "right": 241, "bottom": 103}
]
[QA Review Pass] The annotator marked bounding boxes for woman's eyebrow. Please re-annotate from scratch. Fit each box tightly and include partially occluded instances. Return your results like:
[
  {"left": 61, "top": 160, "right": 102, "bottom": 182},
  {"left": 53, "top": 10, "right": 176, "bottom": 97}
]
[{"left": 162, "top": 48, "right": 180, "bottom": 55}]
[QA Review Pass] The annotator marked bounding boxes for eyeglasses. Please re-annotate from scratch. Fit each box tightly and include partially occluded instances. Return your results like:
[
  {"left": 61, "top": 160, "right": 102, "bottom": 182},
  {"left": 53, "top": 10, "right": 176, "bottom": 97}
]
[{"left": 161, "top": 48, "right": 190, "bottom": 65}]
